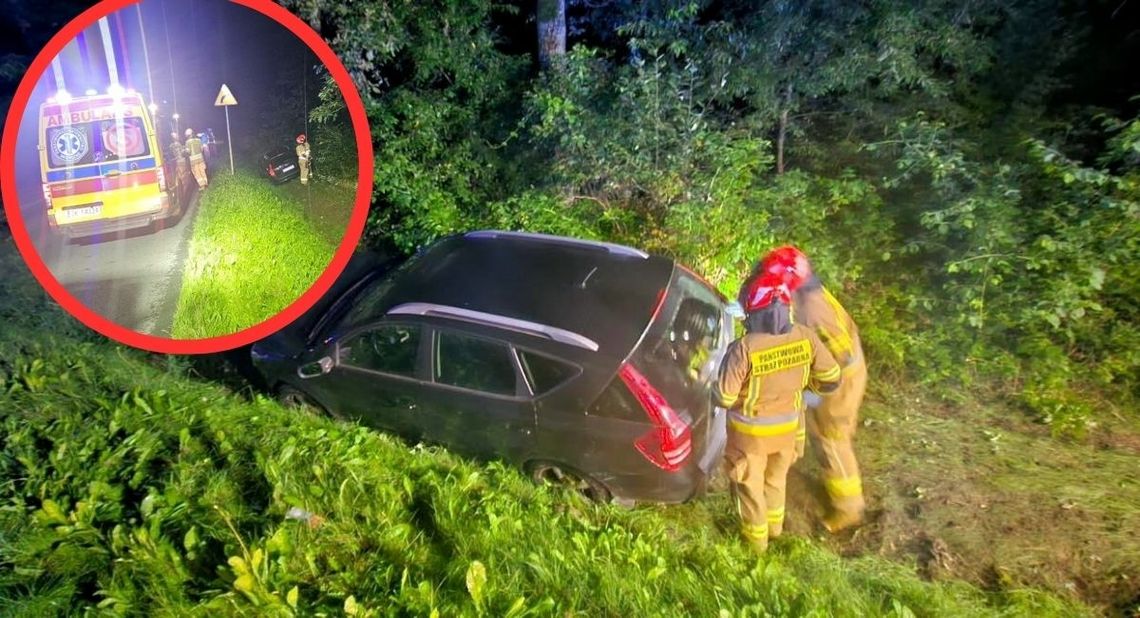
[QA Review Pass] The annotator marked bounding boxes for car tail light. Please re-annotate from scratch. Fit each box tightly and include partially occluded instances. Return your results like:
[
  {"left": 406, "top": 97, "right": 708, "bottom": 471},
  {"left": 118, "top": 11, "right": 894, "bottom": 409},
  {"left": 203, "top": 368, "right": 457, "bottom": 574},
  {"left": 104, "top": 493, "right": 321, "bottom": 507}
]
[
  {"left": 42, "top": 183, "right": 52, "bottom": 209},
  {"left": 268, "top": 165, "right": 276, "bottom": 177},
  {"left": 619, "top": 363, "right": 692, "bottom": 472},
  {"left": 156, "top": 166, "right": 166, "bottom": 191},
  {"left": 649, "top": 288, "right": 667, "bottom": 324}
]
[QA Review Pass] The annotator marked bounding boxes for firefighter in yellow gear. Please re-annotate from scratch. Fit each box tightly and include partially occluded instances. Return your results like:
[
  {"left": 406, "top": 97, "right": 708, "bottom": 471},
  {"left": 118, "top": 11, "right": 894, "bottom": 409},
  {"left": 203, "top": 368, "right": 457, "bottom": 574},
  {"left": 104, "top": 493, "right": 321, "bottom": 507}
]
[
  {"left": 296, "top": 134, "right": 311, "bottom": 185},
  {"left": 752, "top": 246, "right": 868, "bottom": 532},
  {"left": 185, "top": 128, "right": 208, "bottom": 190},
  {"left": 716, "top": 275, "right": 841, "bottom": 553}
]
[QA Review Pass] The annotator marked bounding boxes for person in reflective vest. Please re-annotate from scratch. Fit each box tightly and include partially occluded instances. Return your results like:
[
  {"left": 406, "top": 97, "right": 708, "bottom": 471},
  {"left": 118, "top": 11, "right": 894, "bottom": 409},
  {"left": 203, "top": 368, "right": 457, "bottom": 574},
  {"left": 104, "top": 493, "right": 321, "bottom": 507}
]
[
  {"left": 199, "top": 131, "right": 211, "bottom": 161},
  {"left": 715, "top": 275, "right": 841, "bottom": 552},
  {"left": 751, "top": 246, "right": 868, "bottom": 532},
  {"left": 296, "top": 134, "right": 311, "bottom": 185},
  {"left": 168, "top": 132, "right": 189, "bottom": 193},
  {"left": 185, "top": 128, "right": 207, "bottom": 191}
]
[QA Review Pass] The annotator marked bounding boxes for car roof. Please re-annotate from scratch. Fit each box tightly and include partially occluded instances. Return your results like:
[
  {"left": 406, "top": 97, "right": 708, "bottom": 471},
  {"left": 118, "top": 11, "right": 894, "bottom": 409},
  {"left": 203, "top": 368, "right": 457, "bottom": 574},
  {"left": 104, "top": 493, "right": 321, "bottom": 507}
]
[{"left": 375, "top": 232, "right": 676, "bottom": 358}]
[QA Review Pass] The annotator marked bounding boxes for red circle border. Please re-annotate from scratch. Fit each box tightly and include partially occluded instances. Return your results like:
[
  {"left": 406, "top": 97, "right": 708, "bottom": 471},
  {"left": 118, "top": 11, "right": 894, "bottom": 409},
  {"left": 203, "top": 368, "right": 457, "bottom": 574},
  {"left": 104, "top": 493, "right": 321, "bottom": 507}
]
[{"left": 0, "top": 0, "right": 374, "bottom": 355}]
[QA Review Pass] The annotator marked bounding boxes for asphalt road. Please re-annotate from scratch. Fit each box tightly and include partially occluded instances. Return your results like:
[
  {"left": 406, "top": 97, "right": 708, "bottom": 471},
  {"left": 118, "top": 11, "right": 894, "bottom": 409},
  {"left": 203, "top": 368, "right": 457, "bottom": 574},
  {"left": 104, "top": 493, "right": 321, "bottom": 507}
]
[{"left": 16, "top": 175, "right": 200, "bottom": 338}]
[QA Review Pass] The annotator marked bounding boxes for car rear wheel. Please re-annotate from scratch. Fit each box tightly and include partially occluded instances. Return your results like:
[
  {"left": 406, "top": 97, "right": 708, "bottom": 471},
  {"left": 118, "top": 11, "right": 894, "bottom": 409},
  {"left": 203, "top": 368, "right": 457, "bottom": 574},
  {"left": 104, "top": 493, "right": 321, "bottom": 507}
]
[
  {"left": 276, "top": 385, "right": 337, "bottom": 418},
  {"left": 528, "top": 461, "right": 611, "bottom": 504}
]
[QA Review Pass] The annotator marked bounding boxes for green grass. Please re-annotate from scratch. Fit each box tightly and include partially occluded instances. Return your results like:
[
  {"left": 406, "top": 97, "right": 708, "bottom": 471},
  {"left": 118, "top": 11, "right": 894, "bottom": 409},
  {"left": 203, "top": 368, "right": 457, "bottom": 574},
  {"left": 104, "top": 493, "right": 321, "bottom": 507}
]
[
  {"left": 654, "top": 385, "right": 1140, "bottom": 614},
  {"left": 268, "top": 175, "right": 357, "bottom": 246},
  {"left": 0, "top": 234, "right": 1098, "bottom": 617},
  {"left": 170, "top": 173, "right": 335, "bottom": 339}
]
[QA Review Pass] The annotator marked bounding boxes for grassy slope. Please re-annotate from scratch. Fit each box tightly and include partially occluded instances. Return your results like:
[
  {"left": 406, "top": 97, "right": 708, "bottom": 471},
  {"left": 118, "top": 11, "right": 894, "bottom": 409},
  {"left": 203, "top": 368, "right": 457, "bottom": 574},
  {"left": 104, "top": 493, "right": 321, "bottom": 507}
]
[
  {"left": 0, "top": 233, "right": 1096, "bottom": 617},
  {"left": 171, "top": 173, "right": 335, "bottom": 339},
  {"left": 268, "top": 177, "right": 357, "bottom": 247},
  {"left": 656, "top": 386, "right": 1140, "bottom": 614}
]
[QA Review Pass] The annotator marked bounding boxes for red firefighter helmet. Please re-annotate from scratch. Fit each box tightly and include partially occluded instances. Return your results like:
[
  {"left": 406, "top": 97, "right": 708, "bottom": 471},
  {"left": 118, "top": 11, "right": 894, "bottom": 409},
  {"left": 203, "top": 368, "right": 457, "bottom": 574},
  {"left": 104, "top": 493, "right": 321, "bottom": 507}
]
[
  {"left": 296, "top": 134, "right": 307, "bottom": 144},
  {"left": 760, "top": 245, "right": 812, "bottom": 291},
  {"left": 742, "top": 273, "right": 792, "bottom": 313}
]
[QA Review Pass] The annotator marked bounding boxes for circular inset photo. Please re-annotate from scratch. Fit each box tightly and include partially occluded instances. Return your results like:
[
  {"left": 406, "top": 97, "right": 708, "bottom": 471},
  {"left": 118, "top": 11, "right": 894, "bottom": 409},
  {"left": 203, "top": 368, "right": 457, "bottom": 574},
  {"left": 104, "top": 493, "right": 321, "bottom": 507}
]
[{"left": 0, "top": 0, "right": 372, "bottom": 354}]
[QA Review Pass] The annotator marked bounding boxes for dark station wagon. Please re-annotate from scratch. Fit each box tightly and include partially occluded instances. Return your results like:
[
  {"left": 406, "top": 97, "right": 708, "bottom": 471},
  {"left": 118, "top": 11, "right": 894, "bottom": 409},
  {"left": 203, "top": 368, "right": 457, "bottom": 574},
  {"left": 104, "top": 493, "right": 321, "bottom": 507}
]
[
  {"left": 259, "top": 148, "right": 300, "bottom": 184},
  {"left": 251, "top": 231, "right": 733, "bottom": 504}
]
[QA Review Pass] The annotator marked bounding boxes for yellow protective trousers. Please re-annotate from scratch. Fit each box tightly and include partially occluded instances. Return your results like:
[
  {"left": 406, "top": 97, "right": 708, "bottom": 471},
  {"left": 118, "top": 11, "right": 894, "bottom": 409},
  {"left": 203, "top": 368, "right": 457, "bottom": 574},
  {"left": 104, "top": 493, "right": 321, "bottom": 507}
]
[
  {"left": 723, "top": 429, "right": 796, "bottom": 553},
  {"left": 807, "top": 357, "right": 867, "bottom": 519},
  {"left": 299, "top": 157, "right": 311, "bottom": 184},
  {"left": 189, "top": 155, "right": 207, "bottom": 189}
]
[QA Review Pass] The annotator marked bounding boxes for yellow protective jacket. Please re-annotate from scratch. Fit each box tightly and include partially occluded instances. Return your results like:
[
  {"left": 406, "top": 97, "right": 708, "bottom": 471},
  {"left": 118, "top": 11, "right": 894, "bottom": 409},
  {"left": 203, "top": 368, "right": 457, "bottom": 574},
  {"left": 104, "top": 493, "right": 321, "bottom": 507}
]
[
  {"left": 793, "top": 285, "right": 862, "bottom": 368},
  {"left": 185, "top": 137, "right": 204, "bottom": 160},
  {"left": 715, "top": 325, "right": 841, "bottom": 437}
]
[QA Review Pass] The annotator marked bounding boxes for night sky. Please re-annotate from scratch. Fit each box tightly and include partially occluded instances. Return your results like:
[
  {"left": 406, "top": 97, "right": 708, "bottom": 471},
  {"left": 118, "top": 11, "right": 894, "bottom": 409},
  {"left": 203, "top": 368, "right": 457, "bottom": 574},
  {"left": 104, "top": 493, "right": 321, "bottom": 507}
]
[
  {"left": 10, "top": 0, "right": 324, "bottom": 218},
  {"left": 25, "top": 0, "right": 315, "bottom": 135}
]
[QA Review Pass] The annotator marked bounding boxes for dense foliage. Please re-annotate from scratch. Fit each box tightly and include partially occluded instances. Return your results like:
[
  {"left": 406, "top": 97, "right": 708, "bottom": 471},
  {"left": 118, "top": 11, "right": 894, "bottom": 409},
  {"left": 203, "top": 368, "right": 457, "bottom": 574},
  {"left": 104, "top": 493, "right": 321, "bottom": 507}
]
[{"left": 280, "top": 0, "right": 1139, "bottom": 435}]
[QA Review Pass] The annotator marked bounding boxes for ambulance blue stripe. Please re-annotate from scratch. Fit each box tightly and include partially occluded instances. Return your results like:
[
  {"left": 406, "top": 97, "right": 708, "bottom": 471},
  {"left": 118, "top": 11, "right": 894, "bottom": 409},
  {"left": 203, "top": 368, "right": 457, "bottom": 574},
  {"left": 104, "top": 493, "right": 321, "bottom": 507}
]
[{"left": 45, "top": 157, "right": 158, "bottom": 183}]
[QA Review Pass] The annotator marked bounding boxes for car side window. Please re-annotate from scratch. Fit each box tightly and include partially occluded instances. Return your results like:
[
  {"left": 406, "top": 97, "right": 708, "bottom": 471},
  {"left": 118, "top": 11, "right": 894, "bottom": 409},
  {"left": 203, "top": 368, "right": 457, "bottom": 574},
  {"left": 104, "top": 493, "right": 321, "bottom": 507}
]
[
  {"left": 518, "top": 350, "right": 578, "bottom": 396},
  {"left": 340, "top": 324, "right": 420, "bottom": 377},
  {"left": 434, "top": 331, "right": 517, "bottom": 396}
]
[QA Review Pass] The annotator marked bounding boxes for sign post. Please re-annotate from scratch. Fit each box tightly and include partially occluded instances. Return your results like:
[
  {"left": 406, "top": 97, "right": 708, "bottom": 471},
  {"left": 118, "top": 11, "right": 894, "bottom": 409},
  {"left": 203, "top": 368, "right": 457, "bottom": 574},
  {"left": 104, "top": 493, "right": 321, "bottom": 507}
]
[{"left": 214, "top": 83, "right": 238, "bottom": 175}]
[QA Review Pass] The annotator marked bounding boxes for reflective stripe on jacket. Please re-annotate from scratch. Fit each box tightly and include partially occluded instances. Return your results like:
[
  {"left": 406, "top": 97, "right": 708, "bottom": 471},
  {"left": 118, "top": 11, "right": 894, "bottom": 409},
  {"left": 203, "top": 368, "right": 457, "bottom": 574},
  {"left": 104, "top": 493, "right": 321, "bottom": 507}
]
[
  {"left": 728, "top": 410, "right": 801, "bottom": 437},
  {"left": 715, "top": 324, "right": 841, "bottom": 436}
]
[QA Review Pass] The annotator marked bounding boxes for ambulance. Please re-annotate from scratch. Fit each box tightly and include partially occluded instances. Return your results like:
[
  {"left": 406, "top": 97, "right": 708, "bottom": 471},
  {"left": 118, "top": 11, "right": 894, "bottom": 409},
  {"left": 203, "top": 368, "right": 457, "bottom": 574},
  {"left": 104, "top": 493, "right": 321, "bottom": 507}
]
[{"left": 37, "top": 88, "right": 174, "bottom": 239}]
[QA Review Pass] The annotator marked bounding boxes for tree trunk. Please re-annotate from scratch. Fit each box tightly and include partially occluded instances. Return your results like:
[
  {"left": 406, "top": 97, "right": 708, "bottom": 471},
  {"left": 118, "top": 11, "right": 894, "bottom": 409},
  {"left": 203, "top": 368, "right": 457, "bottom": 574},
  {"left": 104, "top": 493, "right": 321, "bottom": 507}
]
[
  {"left": 537, "top": 0, "right": 566, "bottom": 69},
  {"left": 777, "top": 108, "right": 788, "bottom": 175},
  {"left": 776, "top": 84, "right": 793, "bottom": 175}
]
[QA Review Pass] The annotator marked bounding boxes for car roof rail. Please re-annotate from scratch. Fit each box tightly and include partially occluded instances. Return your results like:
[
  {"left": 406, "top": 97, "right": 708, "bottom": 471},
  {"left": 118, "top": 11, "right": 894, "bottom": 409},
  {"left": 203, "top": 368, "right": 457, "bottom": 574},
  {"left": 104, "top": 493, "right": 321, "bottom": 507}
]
[
  {"left": 387, "top": 302, "right": 600, "bottom": 352},
  {"left": 464, "top": 230, "right": 649, "bottom": 259}
]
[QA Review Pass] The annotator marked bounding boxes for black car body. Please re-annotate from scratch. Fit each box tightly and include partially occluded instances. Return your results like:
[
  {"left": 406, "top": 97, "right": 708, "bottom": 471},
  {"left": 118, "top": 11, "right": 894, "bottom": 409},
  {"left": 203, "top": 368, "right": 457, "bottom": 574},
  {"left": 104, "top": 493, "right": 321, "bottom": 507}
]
[
  {"left": 260, "top": 148, "right": 299, "bottom": 183},
  {"left": 251, "top": 231, "right": 733, "bottom": 504}
]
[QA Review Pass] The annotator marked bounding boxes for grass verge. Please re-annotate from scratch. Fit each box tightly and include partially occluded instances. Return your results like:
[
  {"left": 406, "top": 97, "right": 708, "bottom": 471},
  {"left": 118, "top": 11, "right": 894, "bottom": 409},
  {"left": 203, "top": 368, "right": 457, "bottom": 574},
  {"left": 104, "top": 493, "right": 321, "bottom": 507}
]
[
  {"left": 0, "top": 230, "right": 1095, "bottom": 617},
  {"left": 656, "top": 384, "right": 1140, "bottom": 615},
  {"left": 170, "top": 173, "right": 335, "bottom": 339},
  {"left": 268, "top": 175, "right": 357, "bottom": 246}
]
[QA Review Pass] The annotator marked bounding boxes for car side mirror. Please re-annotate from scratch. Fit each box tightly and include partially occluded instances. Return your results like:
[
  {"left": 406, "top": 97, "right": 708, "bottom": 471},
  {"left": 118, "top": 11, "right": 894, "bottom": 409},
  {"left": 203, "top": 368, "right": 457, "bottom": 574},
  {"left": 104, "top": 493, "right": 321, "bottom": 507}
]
[{"left": 297, "top": 356, "right": 334, "bottom": 379}]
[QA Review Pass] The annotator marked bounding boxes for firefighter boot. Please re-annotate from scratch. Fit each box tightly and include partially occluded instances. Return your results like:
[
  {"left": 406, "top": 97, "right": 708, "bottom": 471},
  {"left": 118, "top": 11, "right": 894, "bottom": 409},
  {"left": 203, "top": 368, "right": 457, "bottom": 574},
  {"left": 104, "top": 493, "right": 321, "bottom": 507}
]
[
  {"left": 822, "top": 508, "right": 864, "bottom": 533},
  {"left": 741, "top": 522, "right": 769, "bottom": 553}
]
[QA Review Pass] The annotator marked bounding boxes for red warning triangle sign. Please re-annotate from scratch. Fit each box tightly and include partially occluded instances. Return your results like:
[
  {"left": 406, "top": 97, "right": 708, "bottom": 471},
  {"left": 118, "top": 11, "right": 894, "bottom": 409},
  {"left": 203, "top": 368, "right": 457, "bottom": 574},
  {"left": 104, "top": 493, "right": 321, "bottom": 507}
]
[{"left": 214, "top": 83, "right": 237, "bottom": 106}]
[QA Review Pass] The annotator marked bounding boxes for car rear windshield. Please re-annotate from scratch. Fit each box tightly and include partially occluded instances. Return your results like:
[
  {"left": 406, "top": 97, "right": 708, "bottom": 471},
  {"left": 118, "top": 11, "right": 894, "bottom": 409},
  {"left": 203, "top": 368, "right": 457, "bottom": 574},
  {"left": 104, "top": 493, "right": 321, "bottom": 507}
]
[
  {"left": 633, "top": 267, "right": 727, "bottom": 405},
  {"left": 588, "top": 267, "right": 728, "bottom": 423}
]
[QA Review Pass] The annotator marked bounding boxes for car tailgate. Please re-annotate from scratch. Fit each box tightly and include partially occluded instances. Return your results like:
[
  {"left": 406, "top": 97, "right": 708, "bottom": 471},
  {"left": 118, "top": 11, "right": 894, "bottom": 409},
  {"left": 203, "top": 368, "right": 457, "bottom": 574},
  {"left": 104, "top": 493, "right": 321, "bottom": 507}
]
[{"left": 627, "top": 264, "right": 731, "bottom": 471}]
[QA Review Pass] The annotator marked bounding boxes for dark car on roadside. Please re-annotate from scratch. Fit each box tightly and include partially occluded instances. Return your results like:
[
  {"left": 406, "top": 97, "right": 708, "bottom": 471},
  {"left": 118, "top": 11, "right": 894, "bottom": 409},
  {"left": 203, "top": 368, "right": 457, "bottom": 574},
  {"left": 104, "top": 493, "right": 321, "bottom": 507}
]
[
  {"left": 250, "top": 231, "right": 733, "bottom": 504},
  {"left": 260, "top": 148, "right": 299, "bottom": 183}
]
